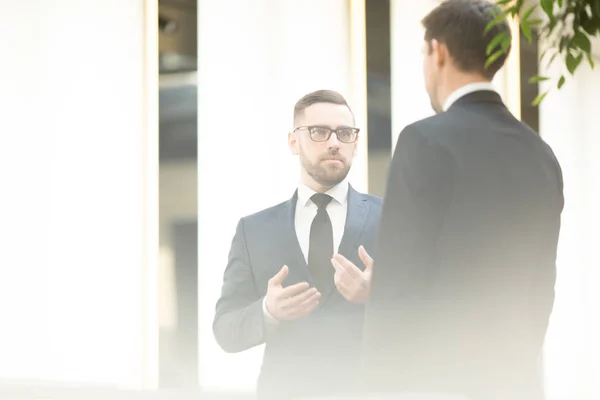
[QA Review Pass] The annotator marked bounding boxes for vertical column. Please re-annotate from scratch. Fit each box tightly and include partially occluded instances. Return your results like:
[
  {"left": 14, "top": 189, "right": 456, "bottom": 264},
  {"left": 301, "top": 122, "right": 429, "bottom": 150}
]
[
  {"left": 0, "top": 0, "right": 49, "bottom": 382},
  {"left": 349, "top": 0, "right": 369, "bottom": 193},
  {"left": 197, "top": 0, "right": 360, "bottom": 391},
  {"left": 538, "top": 49, "right": 600, "bottom": 400},
  {"left": 0, "top": 0, "right": 159, "bottom": 389}
]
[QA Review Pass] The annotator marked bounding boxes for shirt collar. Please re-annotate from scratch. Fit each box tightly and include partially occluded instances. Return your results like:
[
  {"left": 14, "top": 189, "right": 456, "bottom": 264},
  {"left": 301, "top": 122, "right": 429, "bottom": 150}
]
[
  {"left": 443, "top": 82, "right": 497, "bottom": 111},
  {"left": 297, "top": 180, "right": 349, "bottom": 208}
]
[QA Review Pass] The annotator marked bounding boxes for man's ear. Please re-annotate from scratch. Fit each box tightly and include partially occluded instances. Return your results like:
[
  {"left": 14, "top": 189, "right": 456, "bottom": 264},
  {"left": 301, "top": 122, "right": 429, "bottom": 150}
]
[
  {"left": 431, "top": 39, "right": 447, "bottom": 68},
  {"left": 288, "top": 131, "right": 299, "bottom": 155}
]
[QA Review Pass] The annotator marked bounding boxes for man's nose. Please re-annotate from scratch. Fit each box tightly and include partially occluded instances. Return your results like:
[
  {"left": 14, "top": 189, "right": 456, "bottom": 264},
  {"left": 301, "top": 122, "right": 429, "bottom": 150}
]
[{"left": 327, "top": 131, "right": 341, "bottom": 148}]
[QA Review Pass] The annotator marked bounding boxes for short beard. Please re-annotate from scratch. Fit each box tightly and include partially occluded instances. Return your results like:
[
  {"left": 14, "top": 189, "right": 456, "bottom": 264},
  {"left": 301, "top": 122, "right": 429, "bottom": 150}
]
[{"left": 300, "top": 151, "right": 350, "bottom": 189}]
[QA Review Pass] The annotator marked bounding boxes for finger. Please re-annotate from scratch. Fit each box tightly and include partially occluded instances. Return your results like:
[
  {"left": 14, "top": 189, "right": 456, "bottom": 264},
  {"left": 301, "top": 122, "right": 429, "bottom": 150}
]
[
  {"left": 358, "top": 245, "right": 374, "bottom": 271},
  {"left": 289, "top": 294, "right": 320, "bottom": 319},
  {"left": 268, "top": 265, "right": 288, "bottom": 286},
  {"left": 296, "top": 290, "right": 321, "bottom": 309},
  {"left": 331, "top": 259, "right": 350, "bottom": 284},
  {"left": 332, "top": 261, "right": 360, "bottom": 293},
  {"left": 334, "top": 278, "right": 352, "bottom": 302},
  {"left": 331, "top": 256, "right": 360, "bottom": 280},
  {"left": 334, "top": 265, "right": 356, "bottom": 293},
  {"left": 278, "top": 281, "right": 310, "bottom": 298},
  {"left": 282, "top": 287, "right": 320, "bottom": 309},
  {"left": 334, "top": 272, "right": 349, "bottom": 292}
]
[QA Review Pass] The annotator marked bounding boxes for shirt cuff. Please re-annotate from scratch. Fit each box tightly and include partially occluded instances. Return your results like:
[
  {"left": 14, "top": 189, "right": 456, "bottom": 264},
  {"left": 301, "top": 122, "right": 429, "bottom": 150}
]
[{"left": 262, "top": 296, "right": 279, "bottom": 325}]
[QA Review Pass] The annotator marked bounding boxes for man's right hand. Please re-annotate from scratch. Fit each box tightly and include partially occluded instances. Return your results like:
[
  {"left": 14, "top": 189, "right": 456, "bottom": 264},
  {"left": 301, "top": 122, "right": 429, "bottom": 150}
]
[{"left": 265, "top": 265, "right": 321, "bottom": 321}]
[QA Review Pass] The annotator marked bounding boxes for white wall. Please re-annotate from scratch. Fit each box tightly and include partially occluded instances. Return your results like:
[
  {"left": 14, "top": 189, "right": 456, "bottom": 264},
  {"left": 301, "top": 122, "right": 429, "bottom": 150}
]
[
  {"left": 0, "top": 0, "right": 159, "bottom": 389},
  {"left": 196, "top": 0, "right": 366, "bottom": 391},
  {"left": 539, "top": 50, "right": 600, "bottom": 400}
]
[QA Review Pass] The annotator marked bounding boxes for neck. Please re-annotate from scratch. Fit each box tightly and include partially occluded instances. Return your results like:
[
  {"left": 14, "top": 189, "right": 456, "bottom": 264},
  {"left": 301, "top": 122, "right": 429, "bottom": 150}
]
[
  {"left": 438, "top": 72, "right": 491, "bottom": 110},
  {"left": 301, "top": 173, "right": 335, "bottom": 194}
]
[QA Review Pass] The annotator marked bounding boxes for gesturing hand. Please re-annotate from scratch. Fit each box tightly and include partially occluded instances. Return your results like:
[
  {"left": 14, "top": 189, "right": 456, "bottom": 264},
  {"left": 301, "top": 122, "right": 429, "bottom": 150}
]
[
  {"left": 331, "top": 245, "right": 374, "bottom": 304},
  {"left": 265, "top": 265, "right": 321, "bottom": 321}
]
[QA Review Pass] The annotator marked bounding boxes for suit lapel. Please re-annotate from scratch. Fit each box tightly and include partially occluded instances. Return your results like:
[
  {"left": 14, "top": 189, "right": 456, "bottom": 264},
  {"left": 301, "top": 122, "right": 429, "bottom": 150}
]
[
  {"left": 323, "top": 185, "right": 369, "bottom": 300},
  {"left": 280, "top": 190, "right": 312, "bottom": 284}
]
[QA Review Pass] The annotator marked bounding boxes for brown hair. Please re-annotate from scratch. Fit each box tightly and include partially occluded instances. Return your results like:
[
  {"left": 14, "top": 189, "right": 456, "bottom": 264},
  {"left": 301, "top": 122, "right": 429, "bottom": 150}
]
[
  {"left": 421, "top": 0, "right": 511, "bottom": 79},
  {"left": 293, "top": 90, "right": 353, "bottom": 124}
]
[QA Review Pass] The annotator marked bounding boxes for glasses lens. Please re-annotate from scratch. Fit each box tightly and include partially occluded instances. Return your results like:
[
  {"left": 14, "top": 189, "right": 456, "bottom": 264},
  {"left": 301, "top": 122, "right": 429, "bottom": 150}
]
[
  {"left": 337, "top": 128, "right": 356, "bottom": 143},
  {"left": 309, "top": 127, "right": 331, "bottom": 142}
]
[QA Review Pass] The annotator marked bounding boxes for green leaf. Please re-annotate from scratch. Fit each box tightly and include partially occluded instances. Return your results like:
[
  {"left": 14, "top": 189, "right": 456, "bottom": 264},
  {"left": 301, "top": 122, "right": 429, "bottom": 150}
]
[
  {"left": 527, "top": 18, "right": 543, "bottom": 26},
  {"left": 496, "top": 0, "right": 513, "bottom": 6},
  {"left": 487, "top": 31, "right": 509, "bottom": 55},
  {"left": 582, "top": 16, "right": 598, "bottom": 36},
  {"left": 574, "top": 53, "right": 584, "bottom": 72},
  {"left": 566, "top": 52, "right": 584, "bottom": 74},
  {"left": 485, "top": 49, "right": 505, "bottom": 70},
  {"left": 528, "top": 75, "right": 550, "bottom": 83},
  {"left": 516, "top": 0, "right": 525, "bottom": 11},
  {"left": 557, "top": 0, "right": 563, "bottom": 8},
  {"left": 557, "top": 75, "right": 566, "bottom": 89},
  {"left": 532, "top": 91, "right": 549, "bottom": 106},
  {"left": 573, "top": 30, "right": 592, "bottom": 53},
  {"left": 586, "top": 52, "right": 595, "bottom": 69},
  {"left": 547, "top": 15, "right": 558, "bottom": 32},
  {"left": 522, "top": 4, "right": 538, "bottom": 21},
  {"left": 485, "top": 10, "right": 509, "bottom": 34},
  {"left": 546, "top": 52, "right": 559, "bottom": 68},
  {"left": 559, "top": 36, "right": 569, "bottom": 52},
  {"left": 541, "top": 0, "right": 554, "bottom": 18},
  {"left": 521, "top": 19, "right": 532, "bottom": 42},
  {"left": 501, "top": 36, "right": 511, "bottom": 52},
  {"left": 594, "top": 0, "right": 600, "bottom": 18}
]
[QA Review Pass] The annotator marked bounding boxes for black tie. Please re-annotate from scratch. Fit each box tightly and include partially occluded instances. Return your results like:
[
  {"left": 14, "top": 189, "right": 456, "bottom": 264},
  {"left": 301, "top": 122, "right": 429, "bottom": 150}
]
[{"left": 308, "top": 193, "right": 334, "bottom": 294}]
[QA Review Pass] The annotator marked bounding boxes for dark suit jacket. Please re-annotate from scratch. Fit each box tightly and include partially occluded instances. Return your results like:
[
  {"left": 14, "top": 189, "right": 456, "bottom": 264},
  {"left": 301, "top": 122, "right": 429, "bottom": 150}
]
[
  {"left": 213, "top": 184, "right": 382, "bottom": 399},
  {"left": 362, "top": 91, "right": 564, "bottom": 400}
]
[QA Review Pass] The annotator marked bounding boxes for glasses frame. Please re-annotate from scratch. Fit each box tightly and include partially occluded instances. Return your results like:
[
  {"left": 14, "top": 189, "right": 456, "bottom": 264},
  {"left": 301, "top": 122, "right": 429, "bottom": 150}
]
[{"left": 293, "top": 125, "right": 360, "bottom": 143}]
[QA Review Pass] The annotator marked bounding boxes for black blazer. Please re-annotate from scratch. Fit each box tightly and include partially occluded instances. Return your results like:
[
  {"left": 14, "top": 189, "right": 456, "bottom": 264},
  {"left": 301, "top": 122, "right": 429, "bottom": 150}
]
[
  {"left": 213, "top": 184, "right": 382, "bottom": 399},
  {"left": 363, "top": 91, "right": 564, "bottom": 400}
]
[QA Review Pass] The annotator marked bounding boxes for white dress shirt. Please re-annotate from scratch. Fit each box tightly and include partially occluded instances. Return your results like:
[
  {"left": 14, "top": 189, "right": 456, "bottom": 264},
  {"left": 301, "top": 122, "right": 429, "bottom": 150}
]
[
  {"left": 443, "top": 81, "right": 497, "bottom": 111},
  {"left": 294, "top": 180, "right": 349, "bottom": 262},
  {"left": 262, "top": 180, "right": 349, "bottom": 324}
]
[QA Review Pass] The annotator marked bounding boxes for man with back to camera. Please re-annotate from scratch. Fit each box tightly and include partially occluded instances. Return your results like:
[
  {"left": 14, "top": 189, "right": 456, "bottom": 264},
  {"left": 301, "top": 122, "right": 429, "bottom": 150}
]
[
  {"left": 213, "top": 90, "right": 382, "bottom": 399},
  {"left": 362, "top": 1, "right": 564, "bottom": 400}
]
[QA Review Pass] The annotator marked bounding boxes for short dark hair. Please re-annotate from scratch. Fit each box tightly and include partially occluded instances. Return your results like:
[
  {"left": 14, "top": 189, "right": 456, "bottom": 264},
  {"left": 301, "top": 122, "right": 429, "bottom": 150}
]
[
  {"left": 421, "top": 0, "right": 511, "bottom": 79},
  {"left": 293, "top": 90, "right": 353, "bottom": 124}
]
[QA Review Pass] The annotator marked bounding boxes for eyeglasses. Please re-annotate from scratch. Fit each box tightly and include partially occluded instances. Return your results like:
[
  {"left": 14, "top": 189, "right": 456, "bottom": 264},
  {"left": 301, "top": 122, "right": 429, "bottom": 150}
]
[{"left": 293, "top": 126, "right": 359, "bottom": 143}]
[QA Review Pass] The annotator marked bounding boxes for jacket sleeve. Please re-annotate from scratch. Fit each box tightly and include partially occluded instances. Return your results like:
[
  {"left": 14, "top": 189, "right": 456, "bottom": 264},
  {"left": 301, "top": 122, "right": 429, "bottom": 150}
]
[
  {"left": 212, "top": 218, "right": 266, "bottom": 353},
  {"left": 530, "top": 155, "right": 563, "bottom": 349}
]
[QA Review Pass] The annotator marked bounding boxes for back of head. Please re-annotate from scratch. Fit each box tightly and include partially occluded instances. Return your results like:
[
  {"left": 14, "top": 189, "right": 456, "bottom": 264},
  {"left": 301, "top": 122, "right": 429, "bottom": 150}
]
[{"left": 422, "top": 0, "right": 511, "bottom": 80}]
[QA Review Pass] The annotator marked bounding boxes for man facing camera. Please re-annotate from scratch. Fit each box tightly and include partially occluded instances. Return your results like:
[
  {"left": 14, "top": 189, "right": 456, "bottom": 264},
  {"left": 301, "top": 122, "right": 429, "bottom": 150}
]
[
  {"left": 213, "top": 90, "right": 381, "bottom": 399},
  {"left": 363, "top": 1, "right": 564, "bottom": 400}
]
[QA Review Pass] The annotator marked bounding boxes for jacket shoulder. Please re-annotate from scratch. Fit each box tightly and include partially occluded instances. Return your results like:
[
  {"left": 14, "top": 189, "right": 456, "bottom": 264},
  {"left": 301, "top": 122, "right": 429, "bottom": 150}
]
[
  {"left": 362, "top": 193, "right": 382, "bottom": 206},
  {"left": 238, "top": 199, "right": 289, "bottom": 228}
]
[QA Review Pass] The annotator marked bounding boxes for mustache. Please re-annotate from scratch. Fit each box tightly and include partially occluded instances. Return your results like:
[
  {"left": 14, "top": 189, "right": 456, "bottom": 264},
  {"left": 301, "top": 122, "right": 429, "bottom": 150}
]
[{"left": 321, "top": 151, "right": 344, "bottom": 162}]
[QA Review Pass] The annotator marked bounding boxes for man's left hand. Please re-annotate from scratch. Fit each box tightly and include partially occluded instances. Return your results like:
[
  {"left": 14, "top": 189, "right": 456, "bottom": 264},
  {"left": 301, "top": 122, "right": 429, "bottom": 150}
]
[{"left": 331, "top": 245, "right": 374, "bottom": 304}]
